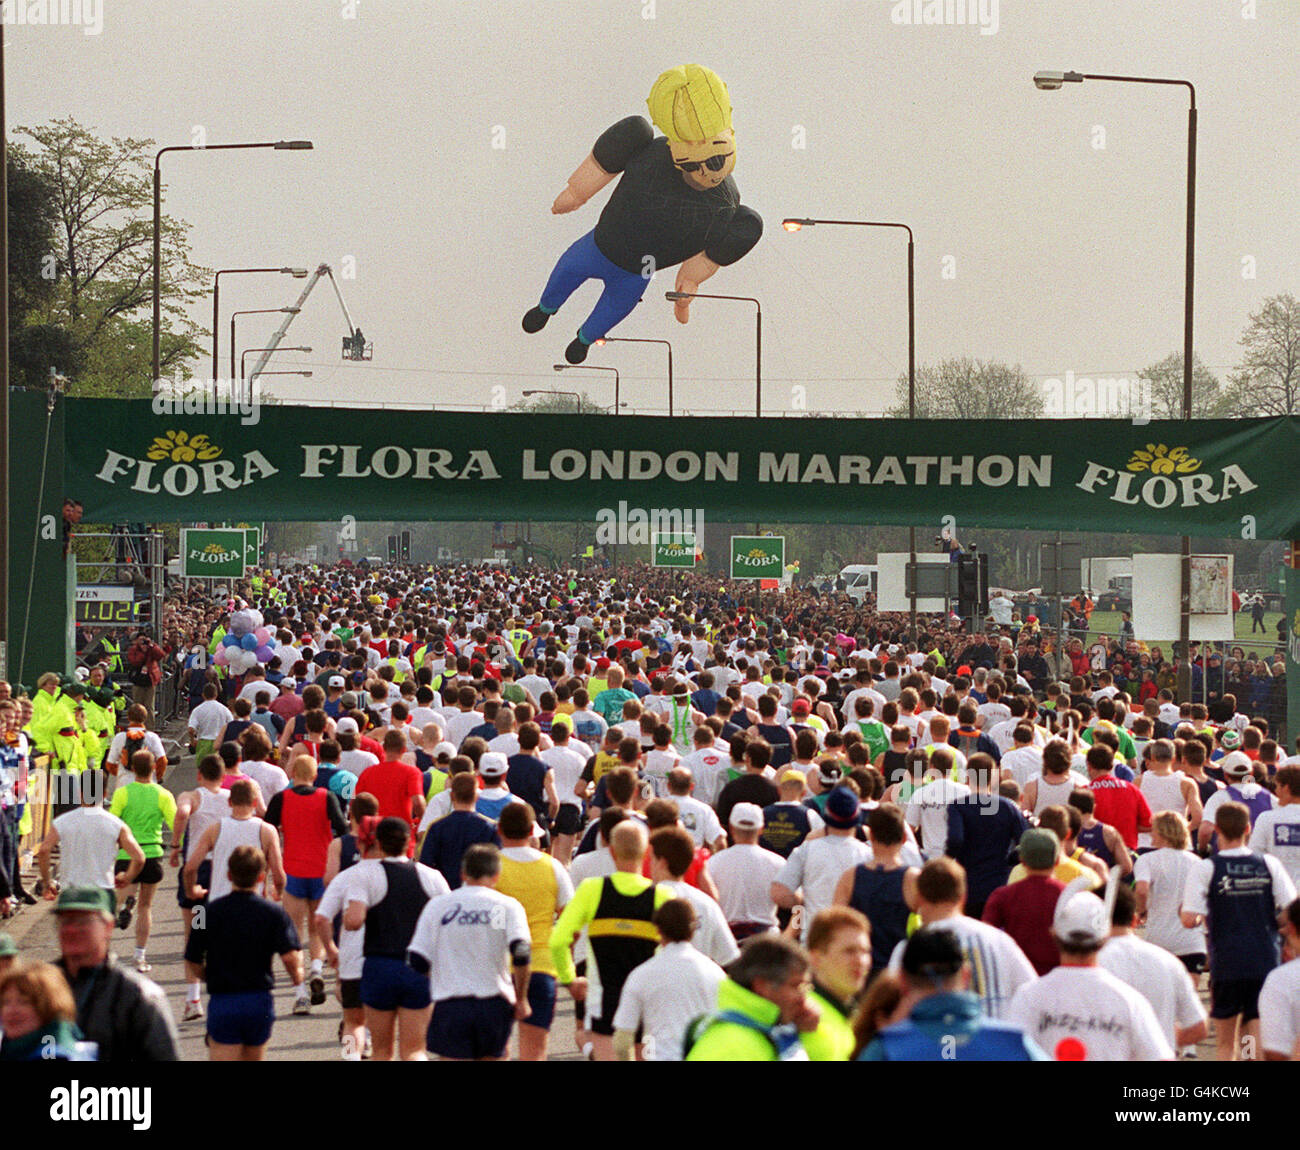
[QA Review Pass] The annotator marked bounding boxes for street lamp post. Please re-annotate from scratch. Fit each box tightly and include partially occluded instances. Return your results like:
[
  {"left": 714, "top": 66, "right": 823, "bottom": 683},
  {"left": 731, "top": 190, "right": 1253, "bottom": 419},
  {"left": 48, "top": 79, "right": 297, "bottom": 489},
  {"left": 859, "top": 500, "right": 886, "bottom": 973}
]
[
  {"left": 212, "top": 267, "right": 307, "bottom": 396},
  {"left": 231, "top": 308, "right": 300, "bottom": 396},
  {"left": 153, "top": 139, "right": 312, "bottom": 387},
  {"left": 782, "top": 218, "right": 918, "bottom": 639},
  {"left": 554, "top": 364, "right": 619, "bottom": 413},
  {"left": 240, "top": 346, "right": 310, "bottom": 405},
  {"left": 593, "top": 337, "right": 674, "bottom": 416},
  {"left": 231, "top": 307, "right": 299, "bottom": 387},
  {"left": 661, "top": 289, "right": 763, "bottom": 543},
  {"left": 522, "top": 389, "right": 583, "bottom": 413},
  {"left": 663, "top": 291, "right": 761, "bottom": 417},
  {"left": 1034, "top": 69, "right": 1196, "bottom": 701}
]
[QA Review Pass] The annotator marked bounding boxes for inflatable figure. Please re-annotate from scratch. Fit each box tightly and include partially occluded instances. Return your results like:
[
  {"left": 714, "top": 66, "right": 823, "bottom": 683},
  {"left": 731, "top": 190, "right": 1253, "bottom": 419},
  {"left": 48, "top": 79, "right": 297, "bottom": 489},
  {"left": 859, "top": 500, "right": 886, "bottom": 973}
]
[{"left": 522, "top": 64, "right": 763, "bottom": 363}]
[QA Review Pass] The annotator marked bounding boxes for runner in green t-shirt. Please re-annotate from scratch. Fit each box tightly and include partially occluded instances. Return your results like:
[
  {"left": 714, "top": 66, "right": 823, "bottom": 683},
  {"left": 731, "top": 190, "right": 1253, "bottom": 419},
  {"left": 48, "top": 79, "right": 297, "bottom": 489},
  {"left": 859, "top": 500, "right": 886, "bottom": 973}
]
[{"left": 108, "top": 749, "right": 177, "bottom": 973}]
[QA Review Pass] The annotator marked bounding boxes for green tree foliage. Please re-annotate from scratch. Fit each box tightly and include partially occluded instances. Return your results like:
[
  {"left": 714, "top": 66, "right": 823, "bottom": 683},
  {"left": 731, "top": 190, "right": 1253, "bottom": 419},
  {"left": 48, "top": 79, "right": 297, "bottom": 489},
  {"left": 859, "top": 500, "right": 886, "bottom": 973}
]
[
  {"left": 7, "top": 152, "right": 82, "bottom": 387},
  {"left": 11, "top": 118, "right": 208, "bottom": 397}
]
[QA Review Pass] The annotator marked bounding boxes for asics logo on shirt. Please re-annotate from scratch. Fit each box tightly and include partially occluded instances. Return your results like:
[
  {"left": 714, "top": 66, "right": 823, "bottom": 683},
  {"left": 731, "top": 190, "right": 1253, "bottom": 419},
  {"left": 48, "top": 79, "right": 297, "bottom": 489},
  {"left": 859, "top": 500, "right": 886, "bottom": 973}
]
[{"left": 439, "top": 903, "right": 505, "bottom": 927}]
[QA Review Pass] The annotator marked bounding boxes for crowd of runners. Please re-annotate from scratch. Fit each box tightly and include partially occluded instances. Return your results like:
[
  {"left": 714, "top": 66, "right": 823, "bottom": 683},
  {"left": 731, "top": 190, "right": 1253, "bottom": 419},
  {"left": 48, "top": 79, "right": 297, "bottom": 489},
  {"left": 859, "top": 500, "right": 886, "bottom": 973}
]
[{"left": 1, "top": 559, "right": 1296, "bottom": 1062}]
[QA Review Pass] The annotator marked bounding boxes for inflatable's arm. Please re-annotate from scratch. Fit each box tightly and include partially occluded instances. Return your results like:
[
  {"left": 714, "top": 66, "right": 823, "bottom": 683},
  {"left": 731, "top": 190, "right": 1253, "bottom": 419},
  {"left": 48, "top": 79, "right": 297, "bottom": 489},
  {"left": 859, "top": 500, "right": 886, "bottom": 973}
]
[
  {"left": 672, "top": 204, "right": 764, "bottom": 324},
  {"left": 552, "top": 154, "right": 615, "bottom": 214},
  {"left": 552, "top": 116, "right": 655, "bottom": 215}
]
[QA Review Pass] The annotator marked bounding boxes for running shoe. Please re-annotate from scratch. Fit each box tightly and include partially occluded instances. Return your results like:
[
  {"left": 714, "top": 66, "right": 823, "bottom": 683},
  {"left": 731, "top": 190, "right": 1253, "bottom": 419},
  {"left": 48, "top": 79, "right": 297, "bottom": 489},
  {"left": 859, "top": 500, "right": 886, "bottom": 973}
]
[
  {"left": 292, "top": 996, "right": 311, "bottom": 1016},
  {"left": 182, "top": 1002, "right": 205, "bottom": 1022},
  {"left": 309, "top": 973, "right": 326, "bottom": 1006},
  {"left": 116, "top": 894, "right": 136, "bottom": 931},
  {"left": 135, "top": 956, "right": 152, "bottom": 973}
]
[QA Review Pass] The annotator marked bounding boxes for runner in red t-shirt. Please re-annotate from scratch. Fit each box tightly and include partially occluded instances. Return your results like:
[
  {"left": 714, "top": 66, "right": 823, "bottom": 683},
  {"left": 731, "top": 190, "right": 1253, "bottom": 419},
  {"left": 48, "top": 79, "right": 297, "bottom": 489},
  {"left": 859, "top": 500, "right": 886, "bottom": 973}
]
[
  {"left": 1085, "top": 744, "right": 1151, "bottom": 850},
  {"left": 355, "top": 729, "right": 425, "bottom": 856},
  {"left": 264, "top": 754, "right": 348, "bottom": 1012}
]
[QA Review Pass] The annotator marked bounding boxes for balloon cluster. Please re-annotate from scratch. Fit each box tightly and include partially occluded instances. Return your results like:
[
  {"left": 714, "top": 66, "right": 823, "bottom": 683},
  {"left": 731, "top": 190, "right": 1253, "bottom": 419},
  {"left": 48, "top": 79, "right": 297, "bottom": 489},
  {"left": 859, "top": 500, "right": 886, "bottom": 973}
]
[{"left": 212, "top": 608, "right": 274, "bottom": 674}]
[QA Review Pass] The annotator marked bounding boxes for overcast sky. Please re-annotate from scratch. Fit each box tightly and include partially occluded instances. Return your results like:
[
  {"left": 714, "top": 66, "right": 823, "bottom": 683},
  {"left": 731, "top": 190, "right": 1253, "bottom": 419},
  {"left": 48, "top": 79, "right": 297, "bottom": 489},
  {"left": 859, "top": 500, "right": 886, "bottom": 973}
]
[{"left": 9, "top": 0, "right": 1298, "bottom": 416}]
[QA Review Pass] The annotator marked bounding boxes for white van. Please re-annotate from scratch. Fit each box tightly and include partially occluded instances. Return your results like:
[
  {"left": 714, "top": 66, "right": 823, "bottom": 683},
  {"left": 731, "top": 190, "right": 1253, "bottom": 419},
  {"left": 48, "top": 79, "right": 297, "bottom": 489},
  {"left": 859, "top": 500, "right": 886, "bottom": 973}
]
[{"left": 838, "top": 564, "right": 878, "bottom": 603}]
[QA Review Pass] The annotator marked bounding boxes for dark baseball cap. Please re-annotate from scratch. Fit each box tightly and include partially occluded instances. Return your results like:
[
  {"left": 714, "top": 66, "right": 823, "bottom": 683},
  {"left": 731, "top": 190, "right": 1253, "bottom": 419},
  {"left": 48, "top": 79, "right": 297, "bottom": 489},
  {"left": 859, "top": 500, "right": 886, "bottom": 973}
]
[{"left": 901, "top": 926, "right": 964, "bottom": 979}]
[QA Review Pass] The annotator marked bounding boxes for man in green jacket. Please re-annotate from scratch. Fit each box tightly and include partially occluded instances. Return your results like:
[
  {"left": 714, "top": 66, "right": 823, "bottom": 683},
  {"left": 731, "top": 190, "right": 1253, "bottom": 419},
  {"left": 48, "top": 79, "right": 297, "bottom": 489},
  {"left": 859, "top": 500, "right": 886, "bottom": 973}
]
[
  {"left": 803, "top": 906, "right": 871, "bottom": 1060},
  {"left": 686, "top": 935, "right": 820, "bottom": 1060}
]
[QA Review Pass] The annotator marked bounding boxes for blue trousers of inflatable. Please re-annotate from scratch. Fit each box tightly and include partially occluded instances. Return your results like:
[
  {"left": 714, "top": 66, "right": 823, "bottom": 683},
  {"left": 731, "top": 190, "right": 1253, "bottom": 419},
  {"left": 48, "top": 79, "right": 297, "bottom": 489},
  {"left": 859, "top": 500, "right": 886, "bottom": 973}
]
[{"left": 538, "top": 230, "right": 651, "bottom": 345}]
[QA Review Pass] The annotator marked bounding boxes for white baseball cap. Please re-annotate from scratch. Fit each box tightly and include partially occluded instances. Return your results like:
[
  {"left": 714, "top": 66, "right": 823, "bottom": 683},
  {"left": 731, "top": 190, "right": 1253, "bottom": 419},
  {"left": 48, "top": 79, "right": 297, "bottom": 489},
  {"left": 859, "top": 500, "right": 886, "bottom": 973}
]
[
  {"left": 335, "top": 717, "right": 359, "bottom": 734},
  {"left": 729, "top": 803, "right": 765, "bottom": 831},
  {"left": 1052, "top": 878, "right": 1110, "bottom": 947},
  {"left": 479, "top": 752, "right": 509, "bottom": 779},
  {"left": 1219, "top": 750, "right": 1254, "bottom": 777}
]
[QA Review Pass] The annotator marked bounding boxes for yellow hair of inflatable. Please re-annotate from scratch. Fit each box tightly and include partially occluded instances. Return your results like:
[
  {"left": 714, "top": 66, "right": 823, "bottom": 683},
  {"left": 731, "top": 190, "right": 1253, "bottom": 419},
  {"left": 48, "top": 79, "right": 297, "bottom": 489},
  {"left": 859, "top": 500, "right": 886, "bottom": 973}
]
[{"left": 647, "top": 64, "right": 732, "bottom": 142}]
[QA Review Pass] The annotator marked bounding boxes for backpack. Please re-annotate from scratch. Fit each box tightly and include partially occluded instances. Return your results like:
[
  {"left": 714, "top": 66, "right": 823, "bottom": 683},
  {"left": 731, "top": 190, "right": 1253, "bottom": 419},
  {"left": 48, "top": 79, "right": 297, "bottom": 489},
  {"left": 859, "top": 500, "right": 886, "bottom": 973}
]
[
  {"left": 681, "top": 1010, "right": 806, "bottom": 1061},
  {"left": 115, "top": 728, "right": 148, "bottom": 777},
  {"left": 681, "top": 1010, "right": 777, "bottom": 1060}
]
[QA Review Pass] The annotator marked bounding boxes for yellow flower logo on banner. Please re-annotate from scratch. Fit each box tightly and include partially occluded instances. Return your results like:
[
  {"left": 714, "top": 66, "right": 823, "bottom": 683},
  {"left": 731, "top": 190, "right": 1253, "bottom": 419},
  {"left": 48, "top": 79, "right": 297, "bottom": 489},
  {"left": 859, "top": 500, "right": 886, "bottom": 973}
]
[
  {"left": 146, "top": 430, "right": 222, "bottom": 463},
  {"left": 1125, "top": 444, "right": 1200, "bottom": 474}
]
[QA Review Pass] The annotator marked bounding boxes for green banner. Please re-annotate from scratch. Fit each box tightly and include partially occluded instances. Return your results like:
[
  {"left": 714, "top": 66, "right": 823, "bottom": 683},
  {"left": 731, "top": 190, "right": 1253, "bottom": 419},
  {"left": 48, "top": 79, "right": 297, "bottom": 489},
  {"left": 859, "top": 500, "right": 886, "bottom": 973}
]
[
  {"left": 181, "top": 528, "right": 247, "bottom": 578},
  {"left": 244, "top": 526, "right": 261, "bottom": 571},
  {"left": 653, "top": 533, "right": 697, "bottom": 569},
  {"left": 731, "top": 535, "right": 784, "bottom": 580},
  {"left": 62, "top": 401, "right": 1300, "bottom": 538},
  {"left": 1286, "top": 562, "right": 1299, "bottom": 747}
]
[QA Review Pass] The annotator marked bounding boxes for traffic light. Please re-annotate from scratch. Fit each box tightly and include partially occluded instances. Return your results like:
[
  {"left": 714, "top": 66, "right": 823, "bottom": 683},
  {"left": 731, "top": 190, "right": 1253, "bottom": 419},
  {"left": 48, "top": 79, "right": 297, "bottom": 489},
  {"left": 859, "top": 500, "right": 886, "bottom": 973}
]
[
  {"left": 387, "top": 533, "right": 398, "bottom": 562},
  {"left": 399, "top": 530, "right": 411, "bottom": 562},
  {"left": 956, "top": 551, "right": 989, "bottom": 624}
]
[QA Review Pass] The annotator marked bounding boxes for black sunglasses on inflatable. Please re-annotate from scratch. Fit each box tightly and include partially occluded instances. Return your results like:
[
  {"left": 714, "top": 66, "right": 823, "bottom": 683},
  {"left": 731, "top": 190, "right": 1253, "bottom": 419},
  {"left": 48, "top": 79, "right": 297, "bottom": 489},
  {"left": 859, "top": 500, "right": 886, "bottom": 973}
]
[{"left": 673, "top": 151, "right": 733, "bottom": 173}]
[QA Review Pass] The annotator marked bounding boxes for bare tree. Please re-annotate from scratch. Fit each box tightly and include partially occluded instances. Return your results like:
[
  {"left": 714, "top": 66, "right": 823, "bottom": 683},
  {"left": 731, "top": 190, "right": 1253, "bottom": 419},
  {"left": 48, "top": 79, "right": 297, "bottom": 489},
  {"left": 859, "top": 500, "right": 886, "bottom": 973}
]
[
  {"left": 1221, "top": 293, "right": 1299, "bottom": 416},
  {"left": 1135, "top": 352, "right": 1222, "bottom": 418},
  {"left": 888, "top": 357, "right": 1043, "bottom": 419}
]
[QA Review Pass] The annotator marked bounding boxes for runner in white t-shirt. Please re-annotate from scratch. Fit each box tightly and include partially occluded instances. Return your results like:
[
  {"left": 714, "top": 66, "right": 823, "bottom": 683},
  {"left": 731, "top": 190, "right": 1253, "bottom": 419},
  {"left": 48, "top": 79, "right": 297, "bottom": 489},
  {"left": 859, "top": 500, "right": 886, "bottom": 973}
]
[
  {"left": 407, "top": 844, "right": 532, "bottom": 1061},
  {"left": 611, "top": 898, "right": 726, "bottom": 1061},
  {"left": 887, "top": 857, "right": 1037, "bottom": 1020},
  {"left": 1007, "top": 882, "right": 1173, "bottom": 1062},
  {"left": 1259, "top": 899, "right": 1300, "bottom": 1060},
  {"left": 39, "top": 800, "right": 143, "bottom": 892},
  {"left": 664, "top": 769, "right": 725, "bottom": 852},
  {"left": 1098, "top": 885, "right": 1207, "bottom": 1053},
  {"left": 1249, "top": 765, "right": 1300, "bottom": 887}
]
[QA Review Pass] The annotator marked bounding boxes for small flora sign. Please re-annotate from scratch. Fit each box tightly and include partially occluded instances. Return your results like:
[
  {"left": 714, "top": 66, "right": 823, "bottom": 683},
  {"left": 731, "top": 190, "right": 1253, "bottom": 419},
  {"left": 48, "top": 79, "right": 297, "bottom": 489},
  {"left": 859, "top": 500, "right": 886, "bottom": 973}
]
[
  {"left": 652, "top": 533, "right": 697, "bottom": 568},
  {"left": 730, "top": 536, "right": 784, "bottom": 580},
  {"left": 181, "top": 529, "right": 248, "bottom": 578}
]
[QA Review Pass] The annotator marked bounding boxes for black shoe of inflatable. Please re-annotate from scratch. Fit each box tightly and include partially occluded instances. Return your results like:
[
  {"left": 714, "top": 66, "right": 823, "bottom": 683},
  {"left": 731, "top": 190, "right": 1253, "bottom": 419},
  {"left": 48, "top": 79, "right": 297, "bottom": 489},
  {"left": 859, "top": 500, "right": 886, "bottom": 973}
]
[
  {"left": 522, "top": 306, "right": 550, "bottom": 334},
  {"left": 565, "top": 336, "right": 590, "bottom": 364}
]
